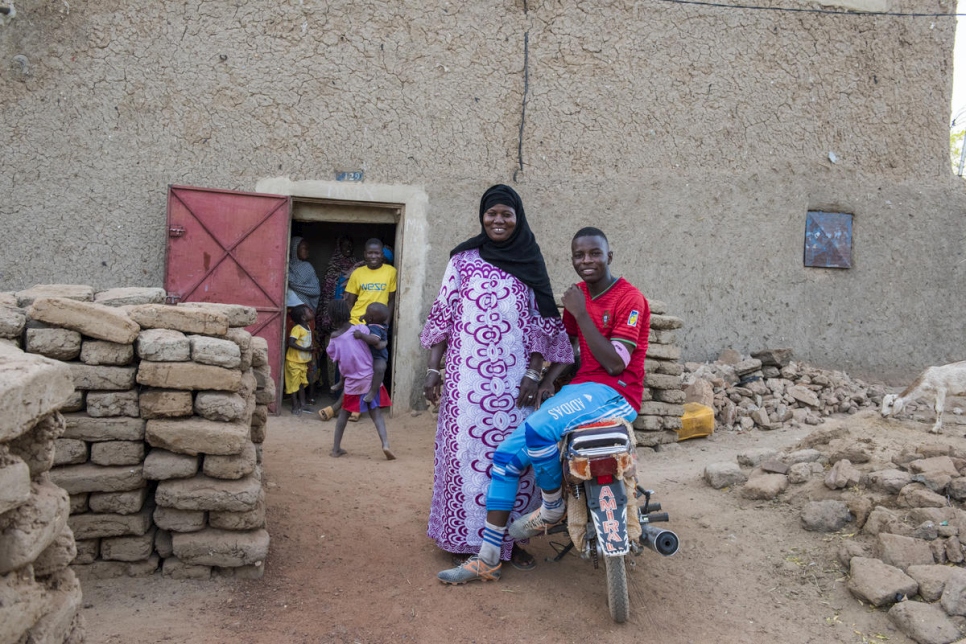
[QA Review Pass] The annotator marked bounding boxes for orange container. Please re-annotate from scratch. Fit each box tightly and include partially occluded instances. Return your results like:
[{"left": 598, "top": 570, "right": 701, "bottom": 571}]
[{"left": 677, "top": 403, "right": 715, "bottom": 441}]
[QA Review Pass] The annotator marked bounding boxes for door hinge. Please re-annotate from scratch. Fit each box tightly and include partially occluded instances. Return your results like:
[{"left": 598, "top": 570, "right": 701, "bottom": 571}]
[{"left": 168, "top": 225, "right": 186, "bottom": 238}]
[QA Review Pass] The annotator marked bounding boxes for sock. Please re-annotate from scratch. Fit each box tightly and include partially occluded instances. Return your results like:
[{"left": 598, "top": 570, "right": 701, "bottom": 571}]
[
  {"left": 540, "top": 488, "right": 565, "bottom": 523},
  {"left": 478, "top": 522, "right": 506, "bottom": 566}
]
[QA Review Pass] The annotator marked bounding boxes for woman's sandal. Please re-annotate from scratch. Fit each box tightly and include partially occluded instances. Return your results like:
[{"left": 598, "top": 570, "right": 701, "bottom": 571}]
[
  {"left": 510, "top": 545, "right": 536, "bottom": 571},
  {"left": 318, "top": 406, "right": 335, "bottom": 421},
  {"left": 348, "top": 412, "right": 360, "bottom": 422}
]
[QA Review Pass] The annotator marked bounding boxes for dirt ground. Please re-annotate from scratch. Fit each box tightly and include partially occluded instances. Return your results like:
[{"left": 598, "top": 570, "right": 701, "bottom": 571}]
[{"left": 79, "top": 398, "right": 966, "bottom": 644}]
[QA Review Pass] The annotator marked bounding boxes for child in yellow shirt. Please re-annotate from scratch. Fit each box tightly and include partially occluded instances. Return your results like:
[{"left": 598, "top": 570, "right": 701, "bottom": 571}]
[{"left": 285, "top": 306, "right": 313, "bottom": 414}]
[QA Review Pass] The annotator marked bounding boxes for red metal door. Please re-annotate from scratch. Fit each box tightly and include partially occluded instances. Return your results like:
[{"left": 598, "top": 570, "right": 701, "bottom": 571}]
[{"left": 164, "top": 185, "right": 291, "bottom": 411}]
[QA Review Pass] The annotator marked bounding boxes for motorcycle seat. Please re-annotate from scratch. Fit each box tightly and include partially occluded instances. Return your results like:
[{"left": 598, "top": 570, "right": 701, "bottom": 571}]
[{"left": 567, "top": 419, "right": 632, "bottom": 453}]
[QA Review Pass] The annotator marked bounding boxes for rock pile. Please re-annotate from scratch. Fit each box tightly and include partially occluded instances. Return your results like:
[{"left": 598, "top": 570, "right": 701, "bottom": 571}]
[
  {"left": 704, "top": 427, "right": 966, "bottom": 643},
  {"left": 0, "top": 343, "right": 85, "bottom": 643},
  {"left": 633, "top": 301, "right": 686, "bottom": 447},
  {"left": 683, "top": 348, "right": 887, "bottom": 433},
  {"left": 2, "top": 285, "right": 272, "bottom": 582}
]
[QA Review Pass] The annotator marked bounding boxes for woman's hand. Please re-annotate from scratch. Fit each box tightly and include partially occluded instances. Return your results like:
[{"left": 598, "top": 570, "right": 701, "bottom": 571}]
[
  {"left": 516, "top": 374, "right": 540, "bottom": 409},
  {"left": 424, "top": 371, "right": 443, "bottom": 405},
  {"left": 533, "top": 378, "right": 556, "bottom": 410}
]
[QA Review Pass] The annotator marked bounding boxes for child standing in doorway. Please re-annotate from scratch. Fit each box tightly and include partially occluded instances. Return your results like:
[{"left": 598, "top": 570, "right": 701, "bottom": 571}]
[
  {"left": 354, "top": 302, "right": 390, "bottom": 404},
  {"left": 325, "top": 299, "right": 395, "bottom": 460},
  {"left": 285, "top": 306, "right": 313, "bottom": 415}
]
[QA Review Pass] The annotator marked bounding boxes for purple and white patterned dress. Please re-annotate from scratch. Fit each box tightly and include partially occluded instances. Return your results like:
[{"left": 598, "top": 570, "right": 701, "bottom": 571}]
[{"left": 420, "top": 249, "right": 574, "bottom": 559}]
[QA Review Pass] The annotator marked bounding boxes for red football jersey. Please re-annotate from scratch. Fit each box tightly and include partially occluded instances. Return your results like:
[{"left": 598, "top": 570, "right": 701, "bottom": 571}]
[{"left": 563, "top": 277, "right": 650, "bottom": 409}]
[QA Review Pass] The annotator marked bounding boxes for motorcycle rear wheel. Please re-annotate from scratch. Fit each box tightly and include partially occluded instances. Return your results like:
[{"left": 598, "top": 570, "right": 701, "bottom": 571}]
[{"left": 604, "top": 554, "right": 629, "bottom": 623}]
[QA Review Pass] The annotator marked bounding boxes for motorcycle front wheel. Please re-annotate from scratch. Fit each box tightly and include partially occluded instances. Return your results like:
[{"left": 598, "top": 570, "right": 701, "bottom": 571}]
[{"left": 604, "top": 554, "right": 629, "bottom": 623}]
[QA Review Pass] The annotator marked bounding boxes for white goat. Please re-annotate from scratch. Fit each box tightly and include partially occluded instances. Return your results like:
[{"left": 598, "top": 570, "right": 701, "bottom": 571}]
[{"left": 880, "top": 361, "right": 966, "bottom": 434}]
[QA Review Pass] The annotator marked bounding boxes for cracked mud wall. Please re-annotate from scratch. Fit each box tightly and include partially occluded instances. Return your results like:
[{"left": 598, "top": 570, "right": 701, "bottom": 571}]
[{"left": 1, "top": 0, "right": 965, "bottom": 385}]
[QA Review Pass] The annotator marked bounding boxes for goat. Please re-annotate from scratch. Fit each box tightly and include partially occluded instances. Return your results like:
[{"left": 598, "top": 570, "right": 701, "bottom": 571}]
[{"left": 880, "top": 361, "right": 966, "bottom": 433}]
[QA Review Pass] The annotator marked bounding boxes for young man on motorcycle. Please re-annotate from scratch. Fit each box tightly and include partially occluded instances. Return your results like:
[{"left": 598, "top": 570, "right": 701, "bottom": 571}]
[{"left": 438, "top": 226, "right": 650, "bottom": 584}]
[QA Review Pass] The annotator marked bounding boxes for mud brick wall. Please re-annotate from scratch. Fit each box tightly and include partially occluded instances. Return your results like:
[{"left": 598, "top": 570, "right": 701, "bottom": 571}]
[
  {"left": 0, "top": 339, "right": 85, "bottom": 643},
  {"left": 2, "top": 284, "right": 272, "bottom": 583},
  {"left": 633, "top": 301, "right": 685, "bottom": 448}
]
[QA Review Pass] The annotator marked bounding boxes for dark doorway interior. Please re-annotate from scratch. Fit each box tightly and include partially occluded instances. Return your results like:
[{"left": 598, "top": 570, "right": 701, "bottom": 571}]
[{"left": 290, "top": 220, "right": 398, "bottom": 396}]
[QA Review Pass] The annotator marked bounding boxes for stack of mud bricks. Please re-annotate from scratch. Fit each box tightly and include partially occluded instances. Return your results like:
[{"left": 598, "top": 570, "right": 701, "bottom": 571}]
[
  {"left": 1, "top": 284, "right": 273, "bottom": 584},
  {"left": 633, "top": 301, "right": 686, "bottom": 448},
  {"left": 0, "top": 298, "right": 85, "bottom": 642}
]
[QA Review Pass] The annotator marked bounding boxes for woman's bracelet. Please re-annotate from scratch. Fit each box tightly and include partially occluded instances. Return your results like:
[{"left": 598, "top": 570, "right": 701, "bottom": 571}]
[
  {"left": 427, "top": 368, "right": 441, "bottom": 377},
  {"left": 524, "top": 369, "right": 541, "bottom": 382}
]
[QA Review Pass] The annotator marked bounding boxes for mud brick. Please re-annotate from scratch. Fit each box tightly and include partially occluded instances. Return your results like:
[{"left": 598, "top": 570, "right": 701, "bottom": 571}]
[
  {"left": 209, "top": 489, "right": 265, "bottom": 531},
  {"left": 80, "top": 340, "right": 134, "bottom": 366},
  {"left": 638, "top": 401, "right": 685, "bottom": 417},
  {"left": 93, "top": 287, "right": 165, "bottom": 307},
  {"left": 251, "top": 336, "right": 268, "bottom": 368},
  {"left": 16, "top": 285, "right": 93, "bottom": 306},
  {"left": 155, "top": 473, "right": 261, "bottom": 512},
  {"left": 0, "top": 305, "right": 26, "bottom": 339},
  {"left": 195, "top": 391, "right": 247, "bottom": 422},
  {"left": 203, "top": 441, "right": 256, "bottom": 480},
  {"left": 189, "top": 335, "right": 241, "bottom": 369},
  {"left": 27, "top": 297, "right": 139, "bottom": 344},
  {"left": 49, "top": 463, "right": 144, "bottom": 495},
  {"left": 73, "top": 539, "right": 99, "bottom": 564},
  {"left": 90, "top": 440, "right": 145, "bottom": 467},
  {"left": 73, "top": 554, "right": 159, "bottom": 579},
  {"left": 63, "top": 414, "right": 144, "bottom": 442},
  {"left": 646, "top": 344, "right": 681, "bottom": 361},
  {"left": 88, "top": 488, "right": 147, "bottom": 515},
  {"left": 136, "top": 329, "right": 190, "bottom": 362},
  {"left": 662, "top": 415, "right": 683, "bottom": 431},
  {"left": 0, "top": 345, "right": 75, "bottom": 442},
  {"left": 128, "top": 304, "right": 229, "bottom": 335},
  {"left": 25, "top": 328, "right": 82, "bottom": 361},
  {"left": 163, "top": 556, "right": 212, "bottom": 580},
  {"left": 154, "top": 506, "right": 206, "bottom": 532},
  {"left": 649, "top": 314, "right": 683, "bottom": 330},
  {"left": 101, "top": 527, "right": 156, "bottom": 562},
  {"left": 0, "top": 455, "right": 31, "bottom": 515},
  {"left": 86, "top": 391, "right": 139, "bottom": 418},
  {"left": 68, "top": 364, "right": 137, "bottom": 391},
  {"left": 142, "top": 449, "right": 199, "bottom": 480},
  {"left": 0, "top": 570, "right": 49, "bottom": 644},
  {"left": 648, "top": 329, "right": 677, "bottom": 345},
  {"left": 61, "top": 390, "right": 85, "bottom": 412},
  {"left": 68, "top": 494, "right": 88, "bottom": 515},
  {"left": 146, "top": 417, "right": 249, "bottom": 456},
  {"left": 137, "top": 361, "right": 241, "bottom": 392},
  {"left": 654, "top": 361, "right": 684, "bottom": 376},
  {"left": 653, "top": 388, "right": 686, "bottom": 404},
  {"left": 172, "top": 528, "right": 269, "bottom": 567},
  {"left": 67, "top": 505, "right": 152, "bottom": 539},
  {"left": 23, "top": 568, "right": 82, "bottom": 644},
  {"left": 177, "top": 302, "right": 257, "bottom": 328},
  {"left": 7, "top": 412, "right": 64, "bottom": 477},
  {"left": 645, "top": 373, "right": 682, "bottom": 390},
  {"left": 33, "top": 525, "right": 78, "bottom": 576},
  {"left": 0, "top": 480, "right": 70, "bottom": 574},
  {"left": 225, "top": 328, "right": 253, "bottom": 370},
  {"left": 139, "top": 388, "right": 193, "bottom": 419}
]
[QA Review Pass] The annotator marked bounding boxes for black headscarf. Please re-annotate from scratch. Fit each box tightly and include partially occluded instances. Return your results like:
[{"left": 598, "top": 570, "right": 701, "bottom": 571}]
[{"left": 450, "top": 184, "right": 560, "bottom": 319}]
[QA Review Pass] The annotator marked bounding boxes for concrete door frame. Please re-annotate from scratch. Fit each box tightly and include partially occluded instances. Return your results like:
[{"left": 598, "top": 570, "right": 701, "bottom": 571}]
[{"left": 256, "top": 177, "right": 429, "bottom": 412}]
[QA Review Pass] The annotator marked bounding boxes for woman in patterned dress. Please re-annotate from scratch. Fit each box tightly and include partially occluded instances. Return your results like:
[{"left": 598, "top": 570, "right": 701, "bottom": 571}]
[{"left": 420, "top": 184, "right": 573, "bottom": 569}]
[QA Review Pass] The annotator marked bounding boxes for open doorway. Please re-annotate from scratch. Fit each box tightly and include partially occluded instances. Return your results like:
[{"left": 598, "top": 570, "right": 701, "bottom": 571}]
[{"left": 289, "top": 199, "right": 401, "bottom": 409}]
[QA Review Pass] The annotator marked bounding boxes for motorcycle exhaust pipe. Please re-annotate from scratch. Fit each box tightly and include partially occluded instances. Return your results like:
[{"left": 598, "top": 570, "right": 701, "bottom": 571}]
[{"left": 640, "top": 524, "right": 679, "bottom": 556}]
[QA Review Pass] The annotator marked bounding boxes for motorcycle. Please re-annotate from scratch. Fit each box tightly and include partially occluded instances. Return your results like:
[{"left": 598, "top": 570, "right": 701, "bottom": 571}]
[{"left": 543, "top": 418, "right": 679, "bottom": 623}]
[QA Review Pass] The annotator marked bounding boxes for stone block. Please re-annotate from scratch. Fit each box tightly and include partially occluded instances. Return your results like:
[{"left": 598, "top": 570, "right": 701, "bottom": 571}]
[
  {"left": 16, "top": 285, "right": 93, "bottom": 306},
  {"left": 33, "top": 524, "right": 78, "bottom": 577},
  {"left": 61, "top": 390, "right": 85, "bottom": 413},
  {"left": 907, "top": 564, "right": 959, "bottom": 602},
  {"left": 137, "top": 361, "right": 242, "bottom": 392},
  {"left": 633, "top": 415, "right": 663, "bottom": 431},
  {"left": 136, "top": 329, "right": 190, "bottom": 362},
  {"left": 0, "top": 305, "right": 26, "bottom": 339},
  {"left": 162, "top": 556, "right": 212, "bottom": 580},
  {"left": 0, "top": 480, "right": 70, "bottom": 574},
  {"left": 49, "top": 463, "right": 144, "bottom": 495},
  {"left": 644, "top": 373, "right": 682, "bottom": 390},
  {"left": 194, "top": 391, "right": 247, "bottom": 423},
  {"left": 848, "top": 557, "right": 918, "bottom": 607},
  {"left": 750, "top": 348, "right": 793, "bottom": 367},
  {"left": 209, "top": 489, "right": 265, "bottom": 531},
  {"left": 172, "top": 528, "right": 270, "bottom": 567},
  {"left": 88, "top": 488, "right": 148, "bottom": 515},
  {"left": 661, "top": 415, "right": 683, "bottom": 431},
  {"left": 68, "top": 363, "right": 137, "bottom": 391},
  {"left": 897, "top": 484, "right": 948, "bottom": 508},
  {"left": 142, "top": 449, "right": 199, "bottom": 480},
  {"left": 646, "top": 344, "right": 681, "bottom": 361},
  {"left": 73, "top": 539, "right": 98, "bottom": 564},
  {"left": 940, "top": 569, "right": 966, "bottom": 617},
  {"left": 787, "top": 385, "right": 820, "bottom": 408},
  {"left": 740, "top": 473, "right": 788, "bottom": 500},
  {"left": 704, "top": 462, "right": 747, "bottom": 489},
  {"left": 203, "top": 441, "right": 257, "bottom": 480},
  {"left": 251, "top": 336, "right": 269, "bottom": 367},
  {"left": 101, "top": 527, "right": 156, "bottom": 562},
  {"left": 23, "top": 568, "right": 82, "bottom": 644},
  {"left": 139, "top": 388, "right": 193, "bottom": 419},
  {"left": 0, "top": 454, "right": 31, "bottom": 516},
  {"left": 867, "top": 469, "right": 913, "bottom": 495},
  {"left": 146, "top": 417, "right": 249, "bottom": 456},
  {"left": 908, "top": 456, "right": 961, "bottom": 478},
  {"left": 737, "top": 448, "right": 779, "bottom": 468},
  {"left": 27, "top": 297, "right": 139, "bottom": 344},
  {"left": 801, "top": 500, "right": 852, "bottom": 532},
  {"left": 154, "top": 506, "right": 207, "bottom": 532},
  {"left": 62, "top": 414, "right": 145, "bottom": 442},
  {"left": 638, "top": 401, "right": 685, "bottom": 417},
  {"left": 73, "top": 554, "right": 159, "bottom": 579},
  {"left": 25, "top": 327, "right": 82, "bottom": 360},
  {"left": 255, "top": 377, "right": 276, "bottom": 404},
  {"left": 0, "top": 570, "right": 49, "bottom": 644},
  {"left": 86, "top": 390, "right": 140, "bottom": 418},
  {"left": 90, "top": 440, "right": 145, "bottom": 466},
  {"left": 189, "top": 335, "right": 241, "bottom": 369},
  {"left": 155, "top": 473, "right": 261, "bottom": 512},
  {"left": 67, "top": 505, "right": 152, "bottom": 539},
  {"left": 0, "top": 345, "right": 75, "bottom": 443},
  {"left": 69, "top": 494, "right": 88, "bottom": 515},
  {"left": 177, "top": 302, "right": 257, "bottom": 328},
  {"left": 649, "top": 314, "right": 683, "bottom": 330},
  {"left": 128, "top": 304, "right": 229, "bottom": 335},
  {"left": 877, "top": 533, "right": 937, "bottom": 571},
  {"left": 79, "top": 340, "right": 134, "bottom": 366},
  {"left": 825, "top": 459, "right": 861, "bottom": 490},
  {"left": 7, "top": 412, "right": 64, "bottom": 477},
  {"left": 225, "top": 328, "right": 253, "bottom": 370},
  {"left": 94, "top": 287, "right": 166, "bottom": 307},
  {"left": 888, "top": 600, "right": 961, "bottom": 644}
]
